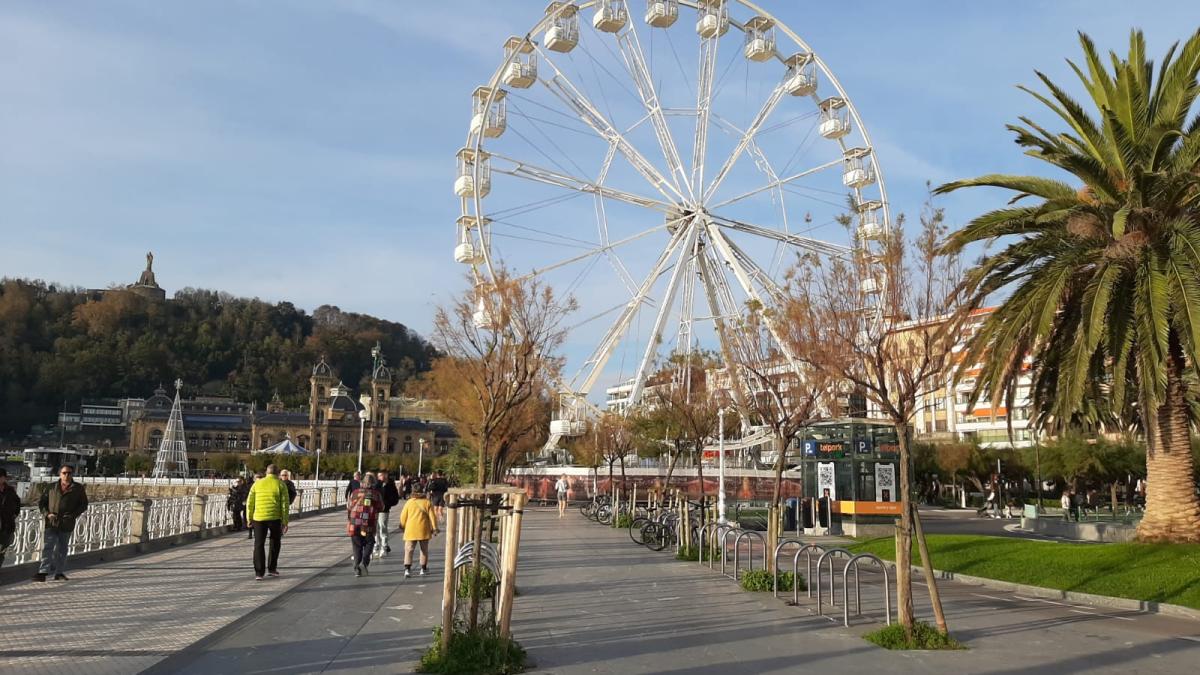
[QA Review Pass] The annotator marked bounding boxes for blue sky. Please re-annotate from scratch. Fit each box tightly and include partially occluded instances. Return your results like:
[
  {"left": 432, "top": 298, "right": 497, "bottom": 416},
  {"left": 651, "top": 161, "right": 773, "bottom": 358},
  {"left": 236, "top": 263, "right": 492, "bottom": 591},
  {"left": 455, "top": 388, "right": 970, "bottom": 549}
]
[{"left": 2, "top": 0, "right": 1197, "bottom": 342}]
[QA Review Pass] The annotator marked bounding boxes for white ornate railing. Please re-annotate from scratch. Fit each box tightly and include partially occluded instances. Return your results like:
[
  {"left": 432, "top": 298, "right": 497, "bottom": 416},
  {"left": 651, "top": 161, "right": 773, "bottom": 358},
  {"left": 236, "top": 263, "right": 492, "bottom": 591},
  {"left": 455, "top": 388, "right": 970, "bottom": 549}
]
[
  {"left": 204, "top": 495, "right": 232, "bottom": 529},
  {"left": 146, "top": 497, "right": 195, "bottom": 539},
  {"left": 69, "top": 500, "right": 135, "bottom": 556},
  {"left": 2, "top": 484, "right": 349, "bottom": 569}
]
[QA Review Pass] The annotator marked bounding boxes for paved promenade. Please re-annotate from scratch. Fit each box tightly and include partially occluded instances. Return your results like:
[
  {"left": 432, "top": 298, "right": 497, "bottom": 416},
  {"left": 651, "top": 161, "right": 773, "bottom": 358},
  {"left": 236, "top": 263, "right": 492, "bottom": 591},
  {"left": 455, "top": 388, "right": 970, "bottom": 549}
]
[{"left": 1, "top": 508, "right": 1198, "bottom": 674}]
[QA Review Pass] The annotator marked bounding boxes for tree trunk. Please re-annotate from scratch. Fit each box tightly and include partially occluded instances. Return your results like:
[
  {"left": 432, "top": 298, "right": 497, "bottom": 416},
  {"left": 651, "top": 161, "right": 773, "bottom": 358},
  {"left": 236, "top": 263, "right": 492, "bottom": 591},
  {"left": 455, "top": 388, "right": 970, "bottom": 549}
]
[
  {"left": 767, "top": 435, "right": 786, "bottom": 573},
  {"left": 1137, "top": 335, "right": 1200, "bottom": 542},
  {"left": 663, "top": 445, "right": 682, "bottom": 490},
  {"left": 467, "top": 439, "right": 489, "bottom": 631},
  {"left": 895, "top": 424, "right": 915, "bottom": 641},
  {"left": 910, "top": 501, "right": 948, "bottom": 634}
]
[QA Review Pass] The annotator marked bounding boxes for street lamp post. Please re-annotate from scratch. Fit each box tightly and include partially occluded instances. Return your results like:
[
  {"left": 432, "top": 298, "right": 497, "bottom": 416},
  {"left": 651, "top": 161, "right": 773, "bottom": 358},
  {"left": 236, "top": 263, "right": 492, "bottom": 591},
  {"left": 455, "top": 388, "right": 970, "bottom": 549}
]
[
  {"left": 357, "top": 410, "right": 368, "bottom": 474},
  {"left": 418, "top": 437, "right": 426, "bottom": 478},
  {"left": 717, "top": 407, "right": 727, "bottom": 524},
  {"left": 315, "top": 445, "right": 322, "bottom": 481}
]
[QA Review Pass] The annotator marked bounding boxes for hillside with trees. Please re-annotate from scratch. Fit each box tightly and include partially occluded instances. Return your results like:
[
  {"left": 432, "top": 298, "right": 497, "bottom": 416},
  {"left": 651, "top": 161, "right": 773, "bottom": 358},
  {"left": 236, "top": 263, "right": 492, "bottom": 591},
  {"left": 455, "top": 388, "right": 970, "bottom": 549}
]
[{"left": 0, "top": 278, "right": 438, "bottom": 436}]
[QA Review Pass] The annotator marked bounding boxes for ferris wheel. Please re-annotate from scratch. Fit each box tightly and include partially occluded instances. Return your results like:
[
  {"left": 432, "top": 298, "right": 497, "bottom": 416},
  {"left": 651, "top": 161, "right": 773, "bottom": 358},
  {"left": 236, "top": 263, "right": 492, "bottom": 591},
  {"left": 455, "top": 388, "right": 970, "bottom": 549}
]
[{"left": 455, "top": 0, "right": 890, "bottom": 448}]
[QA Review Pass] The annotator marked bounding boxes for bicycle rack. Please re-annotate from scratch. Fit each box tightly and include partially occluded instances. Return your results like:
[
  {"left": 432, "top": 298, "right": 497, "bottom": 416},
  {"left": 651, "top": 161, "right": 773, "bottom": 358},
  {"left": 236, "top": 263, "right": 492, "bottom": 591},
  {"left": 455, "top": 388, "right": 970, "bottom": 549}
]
[
  {"left": 814, "top": 548, "right": 854, "bottom": 619},
  {"left": 732, "top": 530, "right": 765, "bottom": 581},
  {"left": 842, "top": 553, "right": 892, "bottom": 627},
  {"left": 453, "top": 541, "right": 499, "bottom": 574},
  {"left": 719, "top": 527, "right": 743, "bottom": 577},
  {"left": 790, "top": 543, "right": 826, "bottom": 605},
  {"left": 697, "top": 522, "right": 722, "bottom": 567},
  {"left": 771, "top": 538, "right": 806, "bottom": 598},
  {"left": 707, "top": 523, "right": 737, "bottom": 570}
]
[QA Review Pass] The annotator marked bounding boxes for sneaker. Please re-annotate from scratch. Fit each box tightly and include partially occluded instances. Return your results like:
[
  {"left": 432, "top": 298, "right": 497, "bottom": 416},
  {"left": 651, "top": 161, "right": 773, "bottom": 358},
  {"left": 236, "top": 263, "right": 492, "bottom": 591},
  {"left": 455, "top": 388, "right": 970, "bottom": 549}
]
[
  {"left": 355, "top": 566, "right": 362, "bottom": 577},
  {"left": 385, "top": 545, "right": 392, "bottom": 554},
  {"left": 53, "top": 574, "right": 68, "bottom": 581},
  {"left": 268, "top": 571, "right": 280, "bottom": 577},
  {"left": 32, "top": 573, "right": 47, "bottom": 583},
  {"left": 404, "top": 569, "right": 411, "bottom": 578},
  {"left": 418, "top": 568, "right": 427, "bottom": 576},
  {"left": 255, "top": 576, "right": 264, "bottom": 581}
]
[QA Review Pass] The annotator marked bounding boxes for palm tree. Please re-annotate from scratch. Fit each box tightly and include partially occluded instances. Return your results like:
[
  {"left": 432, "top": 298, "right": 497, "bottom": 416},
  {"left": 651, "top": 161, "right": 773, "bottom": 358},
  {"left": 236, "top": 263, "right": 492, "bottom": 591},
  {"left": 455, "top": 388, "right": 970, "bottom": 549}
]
[{"left": 937, "top": 29, "right": 1200, "bottom": 542}]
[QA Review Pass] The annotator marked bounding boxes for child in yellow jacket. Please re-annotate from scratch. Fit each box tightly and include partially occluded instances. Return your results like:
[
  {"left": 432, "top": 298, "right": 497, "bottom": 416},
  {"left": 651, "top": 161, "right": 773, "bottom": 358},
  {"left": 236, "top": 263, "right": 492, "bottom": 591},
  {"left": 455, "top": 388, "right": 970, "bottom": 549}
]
[{"left": 398, "top": 488, "right": 439, "bottom": 578}]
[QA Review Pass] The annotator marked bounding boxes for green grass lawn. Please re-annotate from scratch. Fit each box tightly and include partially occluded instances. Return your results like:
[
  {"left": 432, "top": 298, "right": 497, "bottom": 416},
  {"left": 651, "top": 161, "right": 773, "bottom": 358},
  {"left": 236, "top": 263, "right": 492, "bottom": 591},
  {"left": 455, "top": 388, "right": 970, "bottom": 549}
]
[{"left": 847, "top": 535, "right": 1200, "bottom": 611}]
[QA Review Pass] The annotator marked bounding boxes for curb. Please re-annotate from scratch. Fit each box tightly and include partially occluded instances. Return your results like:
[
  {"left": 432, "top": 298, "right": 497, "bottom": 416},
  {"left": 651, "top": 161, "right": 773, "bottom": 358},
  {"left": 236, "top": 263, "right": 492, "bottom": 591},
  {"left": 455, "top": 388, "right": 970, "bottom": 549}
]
[{"left": 887, "top": 562, "right": 1200, "bottom": 622}]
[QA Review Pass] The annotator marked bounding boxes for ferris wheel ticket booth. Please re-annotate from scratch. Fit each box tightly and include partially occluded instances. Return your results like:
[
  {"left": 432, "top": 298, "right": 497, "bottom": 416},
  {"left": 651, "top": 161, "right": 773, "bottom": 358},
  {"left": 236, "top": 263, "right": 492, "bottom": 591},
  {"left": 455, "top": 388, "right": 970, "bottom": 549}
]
[{"left": 795, "top": 420, "right": 901, "bottom": 539}]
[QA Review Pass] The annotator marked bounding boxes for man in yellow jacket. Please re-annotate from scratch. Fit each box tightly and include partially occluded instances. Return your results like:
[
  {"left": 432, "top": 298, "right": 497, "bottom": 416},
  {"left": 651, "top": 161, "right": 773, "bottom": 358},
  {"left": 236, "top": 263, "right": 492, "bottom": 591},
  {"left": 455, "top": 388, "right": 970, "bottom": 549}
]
[
  {"left": 398, "top": 487, "right": 439, "bottom": 578},
  {"left": 246, "top": 464, "right": 290, "bottom": 580}
]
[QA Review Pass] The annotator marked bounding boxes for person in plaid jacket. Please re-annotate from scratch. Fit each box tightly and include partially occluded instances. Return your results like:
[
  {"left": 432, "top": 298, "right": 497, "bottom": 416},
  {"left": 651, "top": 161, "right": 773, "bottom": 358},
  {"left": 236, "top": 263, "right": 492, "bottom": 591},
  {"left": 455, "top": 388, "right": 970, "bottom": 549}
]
[{"left": 346, "top": 473, "right": 383, "bottom": 577}]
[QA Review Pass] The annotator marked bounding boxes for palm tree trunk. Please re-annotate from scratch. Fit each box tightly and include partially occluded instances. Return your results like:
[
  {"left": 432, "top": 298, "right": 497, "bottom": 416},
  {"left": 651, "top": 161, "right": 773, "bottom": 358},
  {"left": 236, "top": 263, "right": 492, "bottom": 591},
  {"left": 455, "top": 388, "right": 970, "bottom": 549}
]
[{"left": 1137, "top": 335, "right": 1200, "bottom": 542}]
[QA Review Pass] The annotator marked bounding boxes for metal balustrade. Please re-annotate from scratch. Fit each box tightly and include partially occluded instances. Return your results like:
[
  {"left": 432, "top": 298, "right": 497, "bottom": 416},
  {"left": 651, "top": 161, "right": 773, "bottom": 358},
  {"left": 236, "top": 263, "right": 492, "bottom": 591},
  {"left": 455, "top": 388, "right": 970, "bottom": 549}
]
[
  {"left": 2, "top": 485, "right": 349, "bottom": 569},
  {"left": 147, "top": 497, "right": 194, "bottom": 539}
]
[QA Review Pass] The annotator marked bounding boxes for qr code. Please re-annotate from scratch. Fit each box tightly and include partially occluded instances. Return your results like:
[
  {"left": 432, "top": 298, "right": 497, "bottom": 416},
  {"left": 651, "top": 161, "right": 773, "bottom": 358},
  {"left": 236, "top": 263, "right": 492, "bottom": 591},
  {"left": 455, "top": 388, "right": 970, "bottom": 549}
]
[{"left": 818, "top": 464, "right": 834, "bottom": 484}]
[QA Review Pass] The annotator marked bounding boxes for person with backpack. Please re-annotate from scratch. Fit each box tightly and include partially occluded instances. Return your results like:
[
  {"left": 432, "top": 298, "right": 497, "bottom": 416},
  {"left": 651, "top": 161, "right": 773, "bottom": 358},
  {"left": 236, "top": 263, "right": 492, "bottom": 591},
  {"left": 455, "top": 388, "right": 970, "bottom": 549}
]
[{"left": 346, "top": 474, "right": 382, "bottom": 577}]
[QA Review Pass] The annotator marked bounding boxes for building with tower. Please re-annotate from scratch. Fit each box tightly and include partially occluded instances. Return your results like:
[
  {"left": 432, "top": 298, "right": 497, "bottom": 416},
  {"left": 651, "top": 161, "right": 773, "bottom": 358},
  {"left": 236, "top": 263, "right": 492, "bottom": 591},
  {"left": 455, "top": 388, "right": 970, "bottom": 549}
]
[{"left": 127, "top": 345, "right": 458, "bottom": 470}]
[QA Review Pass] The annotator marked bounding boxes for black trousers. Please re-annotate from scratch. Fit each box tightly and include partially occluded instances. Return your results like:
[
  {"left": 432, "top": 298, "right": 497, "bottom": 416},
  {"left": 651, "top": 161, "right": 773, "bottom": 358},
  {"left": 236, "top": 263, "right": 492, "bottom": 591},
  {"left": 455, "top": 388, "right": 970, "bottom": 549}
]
[
  {"left": 252, "top": 520, "right": 283, "bottom": 576},
  {"left": 231, "top": 507, "right": 245, "bottom": 531},
  {"left": 351, "top": 534, "right": 375, "bottom": 567}
]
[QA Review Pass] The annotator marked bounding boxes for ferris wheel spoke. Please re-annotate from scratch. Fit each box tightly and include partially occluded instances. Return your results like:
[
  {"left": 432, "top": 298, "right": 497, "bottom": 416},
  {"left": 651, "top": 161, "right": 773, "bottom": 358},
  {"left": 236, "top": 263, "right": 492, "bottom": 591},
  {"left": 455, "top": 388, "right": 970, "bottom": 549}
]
[
  {"left": 709, "top": 156, "right": 844, "bottom": 210},
  {"left": 704, "top": 80, "right": 788, "bottom": 202},
  {"left": 515, "top": 221, "right": 672, "bottom": 283},
  {"left": 533, "top": 45, "right": 687, "bottom": 204},
  {"left": 692, "top": 33, "right": 721, "bottom": 199},
  {"left": 696, "top": 244, "right": 754, "bottom": 419},
  {"left": 709, "top": 213, "right": 852, "bottom": 259},
  {"left": 626, "top": 224, "right": 700, "bottom": 409},
  {"left": 490, "top": 153, "right": 671, "bottom": 213},
  {"left": 614, "top": 22, "right": 692, "bottom": 201},
  {"left": 569, "top": 223, "right": 692, "bottom": 397}
]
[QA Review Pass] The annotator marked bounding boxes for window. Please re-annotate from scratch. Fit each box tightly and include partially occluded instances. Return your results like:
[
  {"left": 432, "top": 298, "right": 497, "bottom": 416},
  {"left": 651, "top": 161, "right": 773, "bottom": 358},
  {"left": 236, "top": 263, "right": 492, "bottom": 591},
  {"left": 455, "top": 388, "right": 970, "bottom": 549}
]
[
  {"left": 388, "top": 438, "right": 396, "bottom": 454},
  {"left": 934, "top": 419, "right": 948, "bottom": 433},
  {"left": 932, "top": 397, "right": 945, "bottom": 411},
  {"left": 404, "top": 442, "right": 413, "bottom": 453}
]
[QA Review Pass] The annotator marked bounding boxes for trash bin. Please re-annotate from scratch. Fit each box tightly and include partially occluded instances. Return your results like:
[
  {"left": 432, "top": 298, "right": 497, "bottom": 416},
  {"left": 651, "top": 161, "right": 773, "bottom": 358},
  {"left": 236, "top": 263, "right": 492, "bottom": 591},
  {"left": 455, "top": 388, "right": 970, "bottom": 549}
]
[{"left": 783, "top": 498, "right": 799, "bottom": 531}]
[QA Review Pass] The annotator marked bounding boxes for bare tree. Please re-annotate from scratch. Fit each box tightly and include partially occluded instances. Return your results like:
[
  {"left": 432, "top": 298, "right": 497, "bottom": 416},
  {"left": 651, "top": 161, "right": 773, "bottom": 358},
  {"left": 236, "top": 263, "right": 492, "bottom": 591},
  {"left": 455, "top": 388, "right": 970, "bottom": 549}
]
[
  {"left": 646, "top": 353, "right": 720, "bottom": 506},
  {"left": 782, "top": 196, "right": 961, "bottom": 638},
  {"left": 729, "top": 305, "right": 835, "bottom": 570},
  {"left": 427, "top": 272, "right": 574, "bottom": 630}
]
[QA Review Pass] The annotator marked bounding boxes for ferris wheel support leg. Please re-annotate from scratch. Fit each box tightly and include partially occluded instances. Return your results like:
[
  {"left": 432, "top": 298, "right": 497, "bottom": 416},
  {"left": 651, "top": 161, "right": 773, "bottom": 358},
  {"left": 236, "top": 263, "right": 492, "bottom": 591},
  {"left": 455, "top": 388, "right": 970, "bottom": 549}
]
[
  {"left": 702, "top": 219, "right": 804, "bottom": 376},
  {"left": 571, "top": 224, "right": 692, "bottom": 398},
  {"left": 697, "top": 244, "right": 755, "bottom": 424},
  {"left": 625, "top": 224, "right": 700, "bottom": 409}
]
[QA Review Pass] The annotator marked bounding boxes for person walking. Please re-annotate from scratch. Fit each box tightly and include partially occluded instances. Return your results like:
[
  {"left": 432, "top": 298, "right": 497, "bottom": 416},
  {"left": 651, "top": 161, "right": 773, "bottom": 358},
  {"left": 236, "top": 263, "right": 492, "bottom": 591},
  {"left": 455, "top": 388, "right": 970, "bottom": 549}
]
[
  {"left": 227, "top": 477, "right": 247, "bottom": 532},
  {"left": 0, "top": 469, "right": 20, "bottom": 568},
  {"left": 555, "top": 474, "right": 569, "bottom": 518},
  {"left": 1061, "top": 490, "right": 1072, "bottom": 521},
  {"left": 376, "top": 471, "right": 400, "bottom": 558},
  {"left": 34, "top": 464, "right": 88, "bottom": 582},
  {"left": 345, "top": 471, "right": 362, "bottom": 500},
  {"left": 246, "top": 464, "right": 290, "bottom": 581},
  {"left": 347, "top": 474, "right": 382, "bottom": 577},
  {"left": 398, "top": 487, "right": 438, "bottom": 578},
  {"left": 427, "top": 471, "right": 449, "bottom": 523},
  {"left": 280, "top": 470, "right": 298, "bottom": 508}
]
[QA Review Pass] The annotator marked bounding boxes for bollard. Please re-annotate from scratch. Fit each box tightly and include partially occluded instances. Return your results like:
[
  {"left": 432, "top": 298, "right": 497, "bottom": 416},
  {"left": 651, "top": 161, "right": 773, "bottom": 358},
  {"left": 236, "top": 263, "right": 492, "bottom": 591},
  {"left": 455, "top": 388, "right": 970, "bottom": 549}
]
[{"left": 440, "top": 495, "right": 459, "bottom": 653}]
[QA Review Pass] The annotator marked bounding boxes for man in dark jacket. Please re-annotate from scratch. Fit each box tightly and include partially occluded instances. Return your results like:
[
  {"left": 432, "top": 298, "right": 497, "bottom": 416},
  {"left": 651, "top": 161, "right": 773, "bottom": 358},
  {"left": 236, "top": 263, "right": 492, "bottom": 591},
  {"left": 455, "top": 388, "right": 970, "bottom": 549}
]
[
  {"left": 375, "top": 471, "right": 401, "bottom": 556},
  {"left": 35, "top": 464, "right": 88, "bottom": 582},
  {"left": 0, "top": 468, "right": 21, "bottom": 568},
  {"left": 345, "top": 471, "right": 362, "bottom": 500},
  {"left": 227, "top": 477, "right": 248, "bottom": 531}
]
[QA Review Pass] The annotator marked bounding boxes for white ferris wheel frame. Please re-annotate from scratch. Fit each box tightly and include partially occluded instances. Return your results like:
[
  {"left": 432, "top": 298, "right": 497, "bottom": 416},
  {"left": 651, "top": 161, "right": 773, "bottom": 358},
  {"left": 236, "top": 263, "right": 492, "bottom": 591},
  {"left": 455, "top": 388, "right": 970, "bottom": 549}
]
[{"left": 459, "top": 0, "right": 892, "bottom": 441}]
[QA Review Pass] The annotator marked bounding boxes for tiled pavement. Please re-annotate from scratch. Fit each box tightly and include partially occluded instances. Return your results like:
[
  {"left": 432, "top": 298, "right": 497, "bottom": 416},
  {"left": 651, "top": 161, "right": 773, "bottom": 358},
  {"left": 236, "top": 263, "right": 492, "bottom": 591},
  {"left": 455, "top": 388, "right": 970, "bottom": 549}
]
[
  {"left": 3, "top": 508, "right": 1200, "bottom": 674},
  {"left": 0, "top": 513, "right": 353, "bottom": 674}
]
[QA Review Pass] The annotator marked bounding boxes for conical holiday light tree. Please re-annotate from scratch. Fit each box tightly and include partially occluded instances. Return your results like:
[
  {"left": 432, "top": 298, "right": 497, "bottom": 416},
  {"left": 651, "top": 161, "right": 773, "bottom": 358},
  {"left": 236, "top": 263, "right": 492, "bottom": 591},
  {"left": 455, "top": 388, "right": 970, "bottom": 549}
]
[{"left": 152, "top": 379, "right": 190, "bottom": 478}]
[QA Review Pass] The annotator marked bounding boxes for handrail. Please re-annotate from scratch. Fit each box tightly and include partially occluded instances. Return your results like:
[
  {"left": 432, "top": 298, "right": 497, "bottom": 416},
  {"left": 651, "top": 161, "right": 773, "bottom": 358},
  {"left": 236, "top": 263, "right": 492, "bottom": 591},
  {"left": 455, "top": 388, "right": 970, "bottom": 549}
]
[
  {"left": 790, "top": 543, "right": 826, "bottom": 605},
  {"left": 814, "top": 548, "right": 854, "bottom": 619},
  {"left": 771, "top": 538, "right": 805, "bottom": 598},
  {"left": 732, "top": 530, "right": 765, "bottom": 581},
  {"left": 842, "top": 553, "right": 892, "bottom": 627}
]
